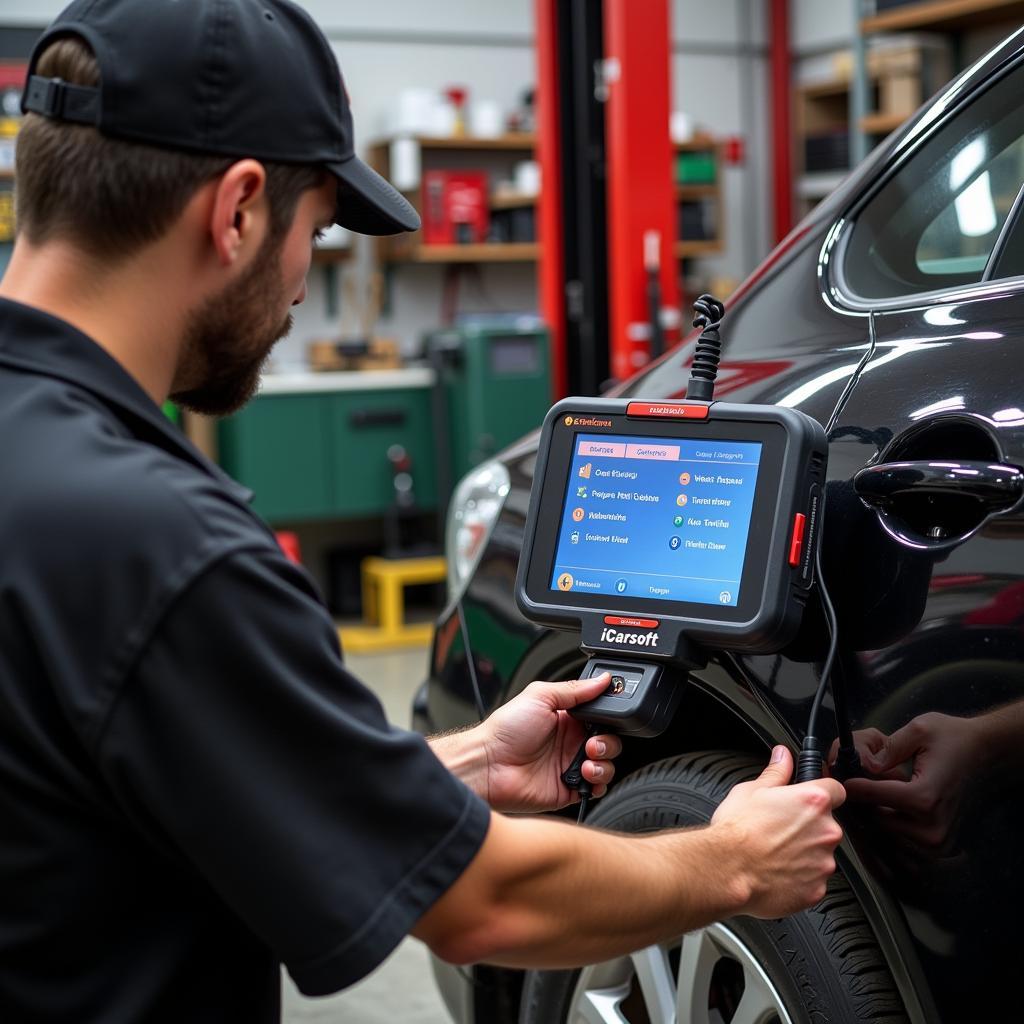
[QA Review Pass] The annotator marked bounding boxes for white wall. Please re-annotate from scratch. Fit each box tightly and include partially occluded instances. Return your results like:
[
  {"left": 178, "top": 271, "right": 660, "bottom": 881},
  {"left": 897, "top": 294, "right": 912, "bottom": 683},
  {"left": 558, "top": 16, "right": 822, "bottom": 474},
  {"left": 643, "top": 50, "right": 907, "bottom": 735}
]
[
  {"left": 289, "top": 17, "right": 539, "bottom": 368},
  {"left": 0, "top": 0, "right": 774, "bottom": 360},
  {"left": 275, "top": 0, "right": 776, "bottom": 364},
  {"left": 672, "top": 0, "right": 771, "bottom": 293},
  {"left": 791, "top": 0, "right": 855, "bottom": 53}
]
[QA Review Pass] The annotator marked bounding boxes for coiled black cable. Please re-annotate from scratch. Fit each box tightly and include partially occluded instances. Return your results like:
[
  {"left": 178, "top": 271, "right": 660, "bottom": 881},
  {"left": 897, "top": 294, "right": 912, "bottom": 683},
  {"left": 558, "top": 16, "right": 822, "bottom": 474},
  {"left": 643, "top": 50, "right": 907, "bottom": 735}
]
[{"left": 685, "top": 293, "right": 726, "bottom": 402}]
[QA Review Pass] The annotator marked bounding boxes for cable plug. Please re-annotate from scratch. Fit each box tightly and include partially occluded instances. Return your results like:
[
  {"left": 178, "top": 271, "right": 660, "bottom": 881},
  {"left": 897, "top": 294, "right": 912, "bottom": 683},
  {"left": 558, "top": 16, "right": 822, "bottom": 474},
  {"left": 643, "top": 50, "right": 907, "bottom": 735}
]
[
  {"left": 795, "top": 735, "right": 824, "bottom": 783},
  {"left": 831, "top": 743, "right": 863, "bottom": 783},
  {"left": 562, "top": 724, "right": 598, "bottom": 824}
]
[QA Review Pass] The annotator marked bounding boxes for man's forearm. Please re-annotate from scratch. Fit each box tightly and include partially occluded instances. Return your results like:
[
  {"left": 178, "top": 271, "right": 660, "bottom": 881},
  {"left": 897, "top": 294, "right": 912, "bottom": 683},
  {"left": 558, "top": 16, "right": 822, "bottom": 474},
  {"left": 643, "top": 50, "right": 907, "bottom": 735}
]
[
  {"left": 973, "top": 700, "right": 1024, "bottom": 780},
  {"left": 428, "top": 726, "right": 490, "bottom": 800},
  {"left": 414, "top": 811, "right": 748, "bottom": 969}
]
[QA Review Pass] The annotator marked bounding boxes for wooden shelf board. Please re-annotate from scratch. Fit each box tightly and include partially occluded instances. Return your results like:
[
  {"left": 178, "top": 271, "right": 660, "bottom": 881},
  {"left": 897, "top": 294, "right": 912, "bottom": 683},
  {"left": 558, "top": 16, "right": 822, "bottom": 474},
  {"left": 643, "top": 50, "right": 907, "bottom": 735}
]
[
  {"left": 312, "top": 247, "right": 352, "bottom": 264},
  {"left": 408, "top": 133, "right": 535, "bottom": 151},
  {"left": 673, "top": 135, "right": 719, "bottom": 152},
  {"left": 860, "top": 110, "right": 909, "bottom": 134},
  {"left": 800, "top": 79, "right": 853, "bottom": 100},
  {"left": 675, "top": 240, "right": 723, "bottom": 257},
  {"left": 490, "top": 192, "right": 538, "bottom": 209},
  {"left": 861, "top": 0, "right": 1024, "bottom": 33},
  {"left": 388, "top": 242, "right": 540, "bottom": 263},
  {"left": 676, "top": 184, "right": 718, "bottom": 197}
]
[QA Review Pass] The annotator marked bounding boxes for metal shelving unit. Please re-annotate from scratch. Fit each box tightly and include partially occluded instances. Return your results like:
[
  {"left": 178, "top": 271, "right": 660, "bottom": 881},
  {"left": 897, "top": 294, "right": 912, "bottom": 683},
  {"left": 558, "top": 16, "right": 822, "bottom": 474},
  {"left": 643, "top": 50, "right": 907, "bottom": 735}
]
[{"left": 851, "top": 0, "right": 1024, "bottom": 162}]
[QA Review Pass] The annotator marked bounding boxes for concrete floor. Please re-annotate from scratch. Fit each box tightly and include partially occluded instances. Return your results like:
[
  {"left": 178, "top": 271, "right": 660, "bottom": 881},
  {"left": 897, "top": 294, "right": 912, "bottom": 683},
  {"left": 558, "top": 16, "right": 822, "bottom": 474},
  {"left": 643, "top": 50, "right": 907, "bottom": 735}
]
[{"left": 281, "top": 645, "right": 454, "bottom": 1024}]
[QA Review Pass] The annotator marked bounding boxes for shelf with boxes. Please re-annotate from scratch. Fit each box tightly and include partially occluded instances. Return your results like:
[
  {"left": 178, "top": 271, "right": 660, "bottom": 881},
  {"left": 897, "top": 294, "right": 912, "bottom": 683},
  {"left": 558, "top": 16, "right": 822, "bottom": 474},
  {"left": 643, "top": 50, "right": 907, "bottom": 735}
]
[
  {"left": 861, "top": 0, "right": 1024, "bottom": 33},
  {"left": 0, "top": 62, "right": 26, "bottom": 247},
  {"left": 367, "top": 133, "right": 725, "bottom": 263},
  {"left": 367, "top": 134, "right": 540, "bottom": 264},
  {"left": 672, "top": 137, "right": 724, "bottom": 258},
  {"left": 798, "top": 2, "right": 1024, "bottom": 213},
  {"left": 795, "top": 34, "right": 952, "bottom": 211}
]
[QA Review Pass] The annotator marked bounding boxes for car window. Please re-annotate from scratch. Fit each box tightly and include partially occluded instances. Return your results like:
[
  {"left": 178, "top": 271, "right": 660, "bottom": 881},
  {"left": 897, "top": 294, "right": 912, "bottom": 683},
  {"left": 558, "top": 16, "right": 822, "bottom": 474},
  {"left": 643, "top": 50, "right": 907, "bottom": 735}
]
[{"left": 843, "top": 63, "right": 1024, "bottom": 300}]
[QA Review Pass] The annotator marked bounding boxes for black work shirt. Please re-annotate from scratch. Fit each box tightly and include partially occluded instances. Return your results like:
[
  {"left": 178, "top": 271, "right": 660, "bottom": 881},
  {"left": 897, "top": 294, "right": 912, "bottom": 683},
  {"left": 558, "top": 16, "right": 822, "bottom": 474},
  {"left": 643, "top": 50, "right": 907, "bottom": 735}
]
[{"left": 0, "top": 299, "right": 490, "bottom": 1022}]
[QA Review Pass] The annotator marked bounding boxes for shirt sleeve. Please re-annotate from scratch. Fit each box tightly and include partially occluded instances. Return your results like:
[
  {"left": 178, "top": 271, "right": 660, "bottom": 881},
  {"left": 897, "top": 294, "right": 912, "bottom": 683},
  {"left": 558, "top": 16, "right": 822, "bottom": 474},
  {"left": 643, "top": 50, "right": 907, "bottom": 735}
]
[{"left": 93, "top": 545, "right": 491, "bottom": 995}]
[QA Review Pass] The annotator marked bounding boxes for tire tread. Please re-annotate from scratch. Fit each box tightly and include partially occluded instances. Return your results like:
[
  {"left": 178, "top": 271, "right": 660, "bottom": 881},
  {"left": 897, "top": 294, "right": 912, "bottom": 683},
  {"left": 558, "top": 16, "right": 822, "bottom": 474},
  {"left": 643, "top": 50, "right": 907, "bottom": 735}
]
[{"left": 521, "top": 750, "right": 909, "bottom": 1024}]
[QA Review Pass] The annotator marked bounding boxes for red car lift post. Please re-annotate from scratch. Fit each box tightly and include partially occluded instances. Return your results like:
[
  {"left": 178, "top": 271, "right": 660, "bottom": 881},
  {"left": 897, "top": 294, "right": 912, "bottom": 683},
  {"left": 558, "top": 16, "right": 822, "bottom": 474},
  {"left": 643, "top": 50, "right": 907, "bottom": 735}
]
[
  {"left": 534, "top": 0, "right": 568, "bottom": 399},
  {"left": 535, "top": 0, "right": 680, "bottom": 395},
  {"left": 602, "top": 0, "right": 680, "bottom": 383},
  {"left": 770, "top": 0, "right": 794, "bottom": 243}
]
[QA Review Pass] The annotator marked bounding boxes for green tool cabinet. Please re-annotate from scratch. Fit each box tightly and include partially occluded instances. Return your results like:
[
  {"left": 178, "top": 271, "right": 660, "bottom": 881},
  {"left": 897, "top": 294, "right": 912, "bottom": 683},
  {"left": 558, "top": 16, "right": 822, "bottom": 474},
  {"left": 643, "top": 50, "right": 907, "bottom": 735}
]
[
  {"left": 217, "top": 371, "right": 437, "bottom": 524},
  {"left": 424, "top": 319, "right": 551, "bottom": 485}
]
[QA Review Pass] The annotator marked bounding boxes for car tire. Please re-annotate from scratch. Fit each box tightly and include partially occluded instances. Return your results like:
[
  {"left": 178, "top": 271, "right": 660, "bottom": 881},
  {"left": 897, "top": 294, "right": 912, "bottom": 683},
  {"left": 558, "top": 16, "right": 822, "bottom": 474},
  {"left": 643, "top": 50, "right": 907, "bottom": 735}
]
[{"left": 518, "top": 751, "right": 908, "bottom": 1024}]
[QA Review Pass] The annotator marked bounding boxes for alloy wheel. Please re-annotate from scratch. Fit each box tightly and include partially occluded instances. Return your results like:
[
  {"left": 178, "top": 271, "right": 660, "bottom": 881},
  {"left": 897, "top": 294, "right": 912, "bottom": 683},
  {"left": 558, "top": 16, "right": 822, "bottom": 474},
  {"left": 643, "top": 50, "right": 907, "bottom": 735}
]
[{"left": 565, "top": 922, "right": 794, "bottom": 1024}]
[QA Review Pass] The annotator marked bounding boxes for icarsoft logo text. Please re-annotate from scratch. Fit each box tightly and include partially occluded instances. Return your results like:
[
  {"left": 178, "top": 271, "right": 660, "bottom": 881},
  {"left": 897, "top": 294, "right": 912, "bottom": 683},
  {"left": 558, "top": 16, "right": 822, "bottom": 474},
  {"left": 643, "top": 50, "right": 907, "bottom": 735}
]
[{"left": 600, "top": 627, "right": 660, "bottom": 648}]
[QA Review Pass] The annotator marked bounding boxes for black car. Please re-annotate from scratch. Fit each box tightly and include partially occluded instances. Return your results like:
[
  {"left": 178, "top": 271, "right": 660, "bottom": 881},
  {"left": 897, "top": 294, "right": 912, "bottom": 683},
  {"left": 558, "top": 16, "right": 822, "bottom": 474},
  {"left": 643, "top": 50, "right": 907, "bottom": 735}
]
[{"left": 416, "top": 28, "right": 1024, "bottom": 1024}]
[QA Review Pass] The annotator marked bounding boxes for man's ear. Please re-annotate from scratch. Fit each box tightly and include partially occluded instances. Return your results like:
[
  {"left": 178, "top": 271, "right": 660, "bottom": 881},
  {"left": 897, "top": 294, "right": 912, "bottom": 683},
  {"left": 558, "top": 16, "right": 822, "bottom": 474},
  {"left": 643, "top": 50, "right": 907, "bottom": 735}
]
[{"left": 208, "top": 159, "right": 268, "bottom": 267}]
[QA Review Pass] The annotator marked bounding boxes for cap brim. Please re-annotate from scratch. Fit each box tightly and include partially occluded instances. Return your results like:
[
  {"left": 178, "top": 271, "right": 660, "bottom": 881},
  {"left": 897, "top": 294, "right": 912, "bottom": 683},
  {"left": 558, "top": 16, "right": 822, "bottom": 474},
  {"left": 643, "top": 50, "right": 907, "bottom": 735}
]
[{"left": 329, "top": 156, "right": 421, "bottom": 236}]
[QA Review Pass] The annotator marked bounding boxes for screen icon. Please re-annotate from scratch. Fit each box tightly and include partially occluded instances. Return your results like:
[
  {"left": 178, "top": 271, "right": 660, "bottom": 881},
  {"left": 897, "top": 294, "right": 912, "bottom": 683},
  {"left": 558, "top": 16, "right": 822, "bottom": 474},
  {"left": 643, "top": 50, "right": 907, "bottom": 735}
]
[
  {"left": 719, "top": 590, "right": 732, "bottom": 604},
  {"left": 577, "top": 485, "right": 588, "bottom": 498},
  {"left": 558, "top": 573, "right": 575, "bottom": 591},
  {"left": 578, "top": 463, "right": 592, "bottom": 479},
  {"left": 669, "top": 536, "right": 681, "bottom": 550},
  {"left": 679, "top": 471, "right": 691, "bottom": 486},
  {"left": 570, "top": 530, "right": 580, "bottom": 544},
  {"left": 676, "top": 494, "right": 688, "bottom": 507},
  {"left": 572, "top": 507, "right": 585, "bottom": 522},
  {"left": 673, "top": 514, "right": 684, "bottom": 527},
  {"left": 615, "top": 578, "right": 628, "bottom": 593}
]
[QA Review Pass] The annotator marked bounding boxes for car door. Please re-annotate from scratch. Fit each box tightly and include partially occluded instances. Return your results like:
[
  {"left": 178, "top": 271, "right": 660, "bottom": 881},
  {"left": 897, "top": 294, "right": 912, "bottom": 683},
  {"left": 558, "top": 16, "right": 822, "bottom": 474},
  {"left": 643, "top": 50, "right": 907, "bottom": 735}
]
[{"left": 782, "top": 52, "right": 1024, "bottom": 1024}]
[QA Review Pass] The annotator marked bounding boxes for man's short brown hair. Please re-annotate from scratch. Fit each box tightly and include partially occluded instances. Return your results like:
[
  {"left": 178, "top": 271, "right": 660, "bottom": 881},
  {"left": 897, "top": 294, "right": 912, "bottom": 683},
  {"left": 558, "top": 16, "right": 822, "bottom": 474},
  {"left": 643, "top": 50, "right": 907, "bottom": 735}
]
[{"left": 16, "top": 36, "right": 326, "bottom": 261}]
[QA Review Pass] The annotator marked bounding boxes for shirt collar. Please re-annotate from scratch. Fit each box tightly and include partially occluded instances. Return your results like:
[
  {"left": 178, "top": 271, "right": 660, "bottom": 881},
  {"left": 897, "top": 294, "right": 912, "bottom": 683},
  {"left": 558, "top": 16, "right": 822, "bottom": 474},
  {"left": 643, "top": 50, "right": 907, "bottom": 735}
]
[{"left": 0, "top": 297, "right": 253, "bottom": 504}]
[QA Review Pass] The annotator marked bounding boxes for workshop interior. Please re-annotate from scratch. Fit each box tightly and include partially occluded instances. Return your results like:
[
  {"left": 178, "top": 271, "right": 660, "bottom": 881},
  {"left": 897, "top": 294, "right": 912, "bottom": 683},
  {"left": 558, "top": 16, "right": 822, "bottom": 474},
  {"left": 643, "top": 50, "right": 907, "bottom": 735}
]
[{"left": 5, "top": 0, "right": 1024, "bottom": 1021}]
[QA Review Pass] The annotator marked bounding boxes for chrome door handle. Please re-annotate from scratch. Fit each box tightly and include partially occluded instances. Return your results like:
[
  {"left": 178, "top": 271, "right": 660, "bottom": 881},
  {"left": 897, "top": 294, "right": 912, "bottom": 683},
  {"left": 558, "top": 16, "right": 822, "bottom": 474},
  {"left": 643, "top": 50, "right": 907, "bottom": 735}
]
[{"left": 854, "top": 460, "right": 1024, "bottom": 513}]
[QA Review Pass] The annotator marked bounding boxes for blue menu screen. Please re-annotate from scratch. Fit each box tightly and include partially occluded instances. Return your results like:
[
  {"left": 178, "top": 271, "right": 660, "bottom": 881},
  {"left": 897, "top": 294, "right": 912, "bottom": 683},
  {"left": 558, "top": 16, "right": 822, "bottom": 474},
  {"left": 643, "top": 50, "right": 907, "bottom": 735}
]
[{"left": 550, "top": 432, "right": 763, "bottom": 607}]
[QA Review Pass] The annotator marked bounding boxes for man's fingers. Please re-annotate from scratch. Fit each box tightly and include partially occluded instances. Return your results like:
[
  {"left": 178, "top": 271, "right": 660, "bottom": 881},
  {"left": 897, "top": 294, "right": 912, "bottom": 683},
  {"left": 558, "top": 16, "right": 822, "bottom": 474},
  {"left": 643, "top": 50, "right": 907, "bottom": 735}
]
[
  {"left": 533, "top": 672, "right": 610, "bottom": 710},
  {"left": 586, "top": 733, "right": 622, "bottom": 761},
  {"left": 828, "top": 728, "right": 887, "bottom": 767},
  {"left": 582, "top": 758, "right": 616, "bottom": 787},
  {"left": 872, "top": 721, "right": 921, "bottom": 772},
  {"left": 843, "top": 777, "right": 920, "bottom": 811},
  {"left": 751, "top": 745, "right": 793, "bottom": 787},
  {"left": 814, "top": 777, "right": 847, "bottom": 810}
]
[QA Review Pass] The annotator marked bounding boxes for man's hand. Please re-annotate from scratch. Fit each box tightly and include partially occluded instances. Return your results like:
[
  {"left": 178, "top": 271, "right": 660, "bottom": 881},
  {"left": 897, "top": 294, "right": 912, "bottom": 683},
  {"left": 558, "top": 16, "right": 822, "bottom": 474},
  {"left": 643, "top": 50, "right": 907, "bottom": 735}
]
[
  {"left": 710, "top": 746, "right": 846, "bottom": 917},
  {"left": 479, "top": 673, "right": 622, "bottom": 813},
  {"left": 838, "top": 713, "right": 986, "bottom": 854}
]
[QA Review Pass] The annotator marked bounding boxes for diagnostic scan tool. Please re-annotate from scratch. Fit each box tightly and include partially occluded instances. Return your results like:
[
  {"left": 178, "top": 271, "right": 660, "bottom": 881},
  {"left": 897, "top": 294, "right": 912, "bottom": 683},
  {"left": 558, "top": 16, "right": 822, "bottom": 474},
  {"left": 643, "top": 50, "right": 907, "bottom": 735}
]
[
  {"left": 515, "top": 305, "right": 827, "bottom": 753},
  {"left": 517, "top": 397, "right": 826, "bottom": 665}
]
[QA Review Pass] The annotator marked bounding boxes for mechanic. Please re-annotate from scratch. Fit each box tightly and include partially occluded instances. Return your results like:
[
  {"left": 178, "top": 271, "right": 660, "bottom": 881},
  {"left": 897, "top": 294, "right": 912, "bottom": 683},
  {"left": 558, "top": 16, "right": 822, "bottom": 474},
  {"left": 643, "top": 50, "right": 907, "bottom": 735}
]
[{"left": 0, "top": 1, "right": 846, "bottom": 1020}]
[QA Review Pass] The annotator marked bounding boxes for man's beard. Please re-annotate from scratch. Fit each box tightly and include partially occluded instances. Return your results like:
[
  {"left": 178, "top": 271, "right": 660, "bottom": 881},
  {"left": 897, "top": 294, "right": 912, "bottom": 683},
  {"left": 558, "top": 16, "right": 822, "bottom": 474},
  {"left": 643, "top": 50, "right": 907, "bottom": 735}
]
[{"left": 170, "top": 233, "right": 293, "bottom": 417}]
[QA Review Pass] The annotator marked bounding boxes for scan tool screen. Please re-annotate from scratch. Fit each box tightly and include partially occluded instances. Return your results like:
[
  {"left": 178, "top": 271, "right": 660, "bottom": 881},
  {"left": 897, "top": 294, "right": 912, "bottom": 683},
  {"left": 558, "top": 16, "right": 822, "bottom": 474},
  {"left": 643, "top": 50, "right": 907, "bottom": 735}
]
[{"left": 549, "top": 433, "right": 763, "bottom": 608}]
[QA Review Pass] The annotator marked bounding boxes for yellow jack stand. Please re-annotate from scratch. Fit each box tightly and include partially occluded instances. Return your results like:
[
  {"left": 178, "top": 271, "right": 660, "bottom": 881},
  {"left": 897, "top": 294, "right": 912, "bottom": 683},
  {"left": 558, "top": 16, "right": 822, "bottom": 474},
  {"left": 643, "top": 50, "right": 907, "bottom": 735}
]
[{"left": 339, "top": 555, "right": 447, "bottom": 653}]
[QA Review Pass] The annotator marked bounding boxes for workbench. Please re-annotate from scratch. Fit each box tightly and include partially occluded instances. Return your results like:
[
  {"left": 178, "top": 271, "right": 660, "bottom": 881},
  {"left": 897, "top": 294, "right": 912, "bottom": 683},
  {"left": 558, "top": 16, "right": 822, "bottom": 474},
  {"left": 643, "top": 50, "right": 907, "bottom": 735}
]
[{"left": 217, "top": 368, "right": 437, "bottom": 523}]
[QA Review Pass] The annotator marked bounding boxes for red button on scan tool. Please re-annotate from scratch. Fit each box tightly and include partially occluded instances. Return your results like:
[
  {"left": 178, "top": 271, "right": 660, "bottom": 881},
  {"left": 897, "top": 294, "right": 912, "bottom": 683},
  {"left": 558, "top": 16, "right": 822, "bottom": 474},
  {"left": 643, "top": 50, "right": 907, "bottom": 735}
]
[
  {"left": 788, "top": 512, "right": 806, "bottom": 567},
  {"left": 604, "top": 615, "right": 659, "bottom": 629}
]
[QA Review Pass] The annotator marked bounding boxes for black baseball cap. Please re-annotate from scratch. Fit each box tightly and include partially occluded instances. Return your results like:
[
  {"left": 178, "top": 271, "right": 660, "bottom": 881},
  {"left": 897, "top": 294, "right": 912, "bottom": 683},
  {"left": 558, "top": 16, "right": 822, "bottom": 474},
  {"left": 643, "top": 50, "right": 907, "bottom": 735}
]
[{"left": 21, "top": 0, "right": 420, "bottom": 236}]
